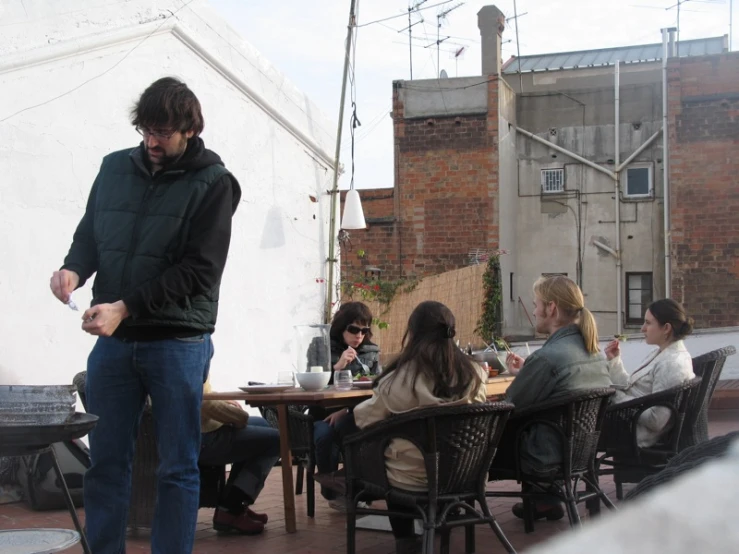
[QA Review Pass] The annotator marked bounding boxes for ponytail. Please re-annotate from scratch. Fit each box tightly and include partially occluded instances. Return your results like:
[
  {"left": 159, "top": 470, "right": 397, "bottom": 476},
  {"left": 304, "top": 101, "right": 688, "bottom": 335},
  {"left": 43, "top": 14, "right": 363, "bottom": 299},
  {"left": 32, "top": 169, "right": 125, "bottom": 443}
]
[{"left": 578, "top": 307, "right": 600, "bottom": 354}]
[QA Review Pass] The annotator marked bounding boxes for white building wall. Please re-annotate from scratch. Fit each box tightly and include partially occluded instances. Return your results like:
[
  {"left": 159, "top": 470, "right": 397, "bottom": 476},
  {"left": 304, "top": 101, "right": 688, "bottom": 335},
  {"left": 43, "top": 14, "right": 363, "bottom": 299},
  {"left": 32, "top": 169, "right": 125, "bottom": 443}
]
[{"left": 0, "top": 0, "right": 337, "bottom": 396}]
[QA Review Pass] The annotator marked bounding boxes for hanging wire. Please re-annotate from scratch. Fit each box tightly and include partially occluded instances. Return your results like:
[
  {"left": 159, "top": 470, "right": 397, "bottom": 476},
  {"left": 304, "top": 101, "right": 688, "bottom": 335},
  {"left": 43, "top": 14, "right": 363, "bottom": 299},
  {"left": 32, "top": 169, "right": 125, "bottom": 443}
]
[{"left": 348, "top": 15, "right": 362, "bottom": 191}]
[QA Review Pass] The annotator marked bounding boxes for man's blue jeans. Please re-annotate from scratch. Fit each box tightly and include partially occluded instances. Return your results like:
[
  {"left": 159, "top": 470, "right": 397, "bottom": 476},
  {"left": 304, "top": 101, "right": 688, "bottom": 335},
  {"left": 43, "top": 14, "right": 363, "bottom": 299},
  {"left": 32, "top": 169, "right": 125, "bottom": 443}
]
[{"left": 83, "top": 335, "right": 211, "bottom": 554}]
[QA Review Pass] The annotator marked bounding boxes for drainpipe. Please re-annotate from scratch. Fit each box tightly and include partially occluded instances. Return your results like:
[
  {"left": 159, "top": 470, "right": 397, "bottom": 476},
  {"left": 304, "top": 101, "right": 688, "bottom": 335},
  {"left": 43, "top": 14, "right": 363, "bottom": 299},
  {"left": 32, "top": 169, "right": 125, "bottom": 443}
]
[
  {"left": 662, "top": 28, "right": 673, "bottom": 298},
  {"left": 614, "top": 60, "right": 623, "bottom": 335}
]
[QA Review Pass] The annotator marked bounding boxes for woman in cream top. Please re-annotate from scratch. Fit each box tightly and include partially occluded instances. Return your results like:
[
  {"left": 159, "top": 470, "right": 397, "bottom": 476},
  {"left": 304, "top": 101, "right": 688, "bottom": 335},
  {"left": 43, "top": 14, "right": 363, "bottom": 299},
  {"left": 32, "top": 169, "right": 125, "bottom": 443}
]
[{"left": 605, "top": 298, "right": 695, "bottom": 447}]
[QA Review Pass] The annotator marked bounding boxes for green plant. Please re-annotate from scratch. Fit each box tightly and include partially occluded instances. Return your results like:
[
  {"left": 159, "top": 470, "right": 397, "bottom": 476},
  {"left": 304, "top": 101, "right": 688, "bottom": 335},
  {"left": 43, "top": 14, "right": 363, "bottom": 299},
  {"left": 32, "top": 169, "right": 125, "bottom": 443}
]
[
  {"left": 342, "top": 276, "right": 419, "bottom": 321},
  {"left": 475, "top": 253, "right": 503, "bottom": 343}
]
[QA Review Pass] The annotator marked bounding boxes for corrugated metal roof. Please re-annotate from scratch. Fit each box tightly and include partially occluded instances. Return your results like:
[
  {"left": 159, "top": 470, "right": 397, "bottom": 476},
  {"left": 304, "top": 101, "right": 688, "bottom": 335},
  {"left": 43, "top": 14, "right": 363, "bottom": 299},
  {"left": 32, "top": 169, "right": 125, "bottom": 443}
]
[{"left": 502, "top": 36, "right": 727, "bottom": 74}]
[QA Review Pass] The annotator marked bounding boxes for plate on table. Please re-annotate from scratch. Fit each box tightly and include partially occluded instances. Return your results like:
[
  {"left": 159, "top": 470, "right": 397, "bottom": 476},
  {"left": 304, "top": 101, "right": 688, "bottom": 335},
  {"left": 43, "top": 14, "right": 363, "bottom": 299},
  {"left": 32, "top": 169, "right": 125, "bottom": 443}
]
[
  {"left": 238, "top": 384, "right": 294, "bottom": 394},
  {"left": 353, "top": 381, "right": 374, "bottom": 390}
]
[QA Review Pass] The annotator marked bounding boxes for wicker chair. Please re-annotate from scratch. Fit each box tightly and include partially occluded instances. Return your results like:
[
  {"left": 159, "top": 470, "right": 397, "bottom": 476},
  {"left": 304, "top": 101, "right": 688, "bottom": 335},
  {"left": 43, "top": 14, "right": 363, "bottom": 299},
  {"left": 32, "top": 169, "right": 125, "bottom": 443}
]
[
  {"left": 597, "top": 377, "right": 701, "bottom": 500},
  {"left": 680, "top": 346, "right": 736, "bottom": 451},
  {"left": 625, "top": 430, "right": 739, "bottom": 501},
  {"left": 72, "top": 371, "right": 225, "bottom": 528},
  {"left": 247, "top": 381, "right": 318, "bottom": 517},
  {"left": 343, "top": 402, "right": 516, "bottom": 554},
  {"left": 486, "top": 388, "right": 616, "bottom": 533}
]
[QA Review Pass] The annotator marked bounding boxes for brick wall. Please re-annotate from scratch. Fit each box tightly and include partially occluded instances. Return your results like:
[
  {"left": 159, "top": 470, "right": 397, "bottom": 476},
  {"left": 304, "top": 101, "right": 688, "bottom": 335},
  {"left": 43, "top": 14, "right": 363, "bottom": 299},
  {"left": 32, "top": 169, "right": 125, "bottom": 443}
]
[
  {"left": 339, "top": 189, "right": 399, "bottom": 281},
  {"left": 395, "top": 77, "right": 500, "bottom": 278},
  {"left": 668, "top": 53, "right": 739, "bottom": 328},
  {"left": 340, "top": 77, "right": 501, "bottom": 285}
]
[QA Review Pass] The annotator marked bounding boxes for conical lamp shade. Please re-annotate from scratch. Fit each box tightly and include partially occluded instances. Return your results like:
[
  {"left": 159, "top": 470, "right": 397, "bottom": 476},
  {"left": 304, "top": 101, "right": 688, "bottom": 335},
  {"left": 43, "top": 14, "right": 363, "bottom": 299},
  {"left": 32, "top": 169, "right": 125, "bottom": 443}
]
[{"left": 341, "top": 189, "right": 367, "bottom": 229}]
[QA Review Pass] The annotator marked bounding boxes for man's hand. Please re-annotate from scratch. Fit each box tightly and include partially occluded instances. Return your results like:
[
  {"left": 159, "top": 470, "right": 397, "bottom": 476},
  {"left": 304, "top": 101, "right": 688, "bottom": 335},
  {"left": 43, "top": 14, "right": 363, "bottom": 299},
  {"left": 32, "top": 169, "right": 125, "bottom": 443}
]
[
  {"left": 505, "top": 352, "right": 525, "bottom": 375},
  {"left": 324, "top": 408, "right": 349, "bottom": 427},
  {"left": 81, "top": 301, "right": 129, "bottom": 336},
  {"left": 50, "top": 269, "right": 80, "bottom": 304},
  {"left": 604, "top": 340, "right": 621, "bottom": 361}
]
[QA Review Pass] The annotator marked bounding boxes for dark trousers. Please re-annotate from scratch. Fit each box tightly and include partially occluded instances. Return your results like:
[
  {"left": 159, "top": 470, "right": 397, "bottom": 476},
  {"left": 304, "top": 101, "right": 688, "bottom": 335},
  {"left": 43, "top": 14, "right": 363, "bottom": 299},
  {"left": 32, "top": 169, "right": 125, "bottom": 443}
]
[
  {"left": 199, "top": 417, "right": 280, "bottom": 504},
  {"left": 314, "top": 410, "right": 361, "bottom": 499},
  {"left": 489, "top": 424, "right": 561, "bottom": 506},
  {"left": 329, "top": 413, "right": 413, "bottom": 538}
]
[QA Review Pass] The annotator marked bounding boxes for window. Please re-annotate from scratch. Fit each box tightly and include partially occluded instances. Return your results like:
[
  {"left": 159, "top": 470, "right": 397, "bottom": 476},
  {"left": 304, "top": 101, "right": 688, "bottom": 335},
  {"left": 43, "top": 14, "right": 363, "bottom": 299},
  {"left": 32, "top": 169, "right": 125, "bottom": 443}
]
[
  {"left": 626, "top": 272, "right": 653, "bottom": 325},
  {"left": 542, "top": 272, "right": 568, "bottom": 278},
  {"left": 541, "top": 168, "right": 565, "bottom": 194},
  {"left": 624, "top": 164, "right": 653, "bottom": 198}
]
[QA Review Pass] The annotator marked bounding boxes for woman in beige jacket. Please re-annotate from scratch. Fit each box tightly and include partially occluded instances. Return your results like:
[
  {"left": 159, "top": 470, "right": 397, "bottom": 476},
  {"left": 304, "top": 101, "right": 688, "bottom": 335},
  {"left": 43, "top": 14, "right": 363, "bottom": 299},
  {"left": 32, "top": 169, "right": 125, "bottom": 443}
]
[
  {"left": 605, "top": 298, "right": 695, "bottom": 447},
  {"left": 325, "top": 301, "right": 487, "bottom": 554}
]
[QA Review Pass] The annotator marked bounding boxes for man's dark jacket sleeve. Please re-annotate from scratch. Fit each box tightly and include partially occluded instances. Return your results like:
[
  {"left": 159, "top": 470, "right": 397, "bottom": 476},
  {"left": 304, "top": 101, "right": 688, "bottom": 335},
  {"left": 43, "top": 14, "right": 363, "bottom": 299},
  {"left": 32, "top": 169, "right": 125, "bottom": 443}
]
[{"left": 61, "top": 175, "right": 100, "bottom": 287}]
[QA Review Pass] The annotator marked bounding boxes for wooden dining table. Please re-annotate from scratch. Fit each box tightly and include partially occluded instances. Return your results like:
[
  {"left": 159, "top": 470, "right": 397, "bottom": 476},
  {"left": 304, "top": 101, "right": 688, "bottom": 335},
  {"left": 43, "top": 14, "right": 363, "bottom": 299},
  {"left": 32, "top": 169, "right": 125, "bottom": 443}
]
[{"left": 203, "top": 375, "right": 514, "bottom": 533}]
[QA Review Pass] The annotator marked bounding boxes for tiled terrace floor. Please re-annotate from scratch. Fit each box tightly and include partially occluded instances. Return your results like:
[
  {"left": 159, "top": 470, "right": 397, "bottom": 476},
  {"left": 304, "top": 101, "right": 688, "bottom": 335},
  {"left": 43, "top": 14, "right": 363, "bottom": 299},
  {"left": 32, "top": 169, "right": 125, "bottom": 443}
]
[{"left": 2, "top": 410, "right": 738, "bottom": 554}]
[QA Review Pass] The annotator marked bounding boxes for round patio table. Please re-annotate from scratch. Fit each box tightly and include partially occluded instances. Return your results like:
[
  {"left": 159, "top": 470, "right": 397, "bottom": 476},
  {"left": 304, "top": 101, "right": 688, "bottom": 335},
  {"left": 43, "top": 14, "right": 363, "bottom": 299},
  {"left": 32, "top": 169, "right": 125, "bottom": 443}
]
[{"left": 0, "top": 529, "right": 79, "bottom": 554}]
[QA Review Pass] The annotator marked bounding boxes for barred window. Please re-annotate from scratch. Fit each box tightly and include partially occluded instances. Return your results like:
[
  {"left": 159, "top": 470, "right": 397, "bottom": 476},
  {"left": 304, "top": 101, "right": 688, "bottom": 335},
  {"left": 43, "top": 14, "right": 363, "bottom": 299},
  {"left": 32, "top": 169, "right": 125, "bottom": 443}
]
[{"left": 541, "top": 168, "right": 565, "bottom": 193}]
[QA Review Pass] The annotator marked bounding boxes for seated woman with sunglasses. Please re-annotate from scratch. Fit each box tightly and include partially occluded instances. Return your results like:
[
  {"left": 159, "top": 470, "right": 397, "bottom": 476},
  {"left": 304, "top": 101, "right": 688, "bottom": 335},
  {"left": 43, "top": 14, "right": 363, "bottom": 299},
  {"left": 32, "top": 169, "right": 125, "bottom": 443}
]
[{"left": 311, "top": 301, "right": 380, "bottom": 510}]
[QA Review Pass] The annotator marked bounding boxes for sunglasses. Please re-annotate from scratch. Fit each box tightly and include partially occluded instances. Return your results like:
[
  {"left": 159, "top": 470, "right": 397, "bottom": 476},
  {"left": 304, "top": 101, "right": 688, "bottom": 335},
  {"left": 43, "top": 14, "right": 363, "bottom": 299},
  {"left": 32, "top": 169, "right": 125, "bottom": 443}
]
[{"left": 346, "top": 325, "right": 371, "bottom": 335}]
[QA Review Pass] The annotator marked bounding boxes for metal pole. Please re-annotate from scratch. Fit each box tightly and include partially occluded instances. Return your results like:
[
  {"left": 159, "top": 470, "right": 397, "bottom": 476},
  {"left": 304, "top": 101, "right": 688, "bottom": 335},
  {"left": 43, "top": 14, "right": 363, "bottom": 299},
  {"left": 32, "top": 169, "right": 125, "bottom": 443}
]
[
  {"left": 614, "top": 61, "right": 623, "bottom": 335},
  {"left": 408, "top": 7, "right": 413, "bottom": 79},
  {"left": 662, "top": 28, "right": 672, "bottom": 297},
  {"left": 513, "top": 0, "right": 523, "bottom": 93},
  {"left": 325, "top": 0, "right": 358, "bottom": 324}
]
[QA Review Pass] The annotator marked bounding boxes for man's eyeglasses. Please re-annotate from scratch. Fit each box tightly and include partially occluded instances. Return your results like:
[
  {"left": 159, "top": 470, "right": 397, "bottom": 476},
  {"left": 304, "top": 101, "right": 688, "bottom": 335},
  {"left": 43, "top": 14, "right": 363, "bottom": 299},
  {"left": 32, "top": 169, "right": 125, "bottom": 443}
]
[
  {"left": 135, "top": 126, "right": 178, "bottom": 141},
  {"left": 346, "top": 325, "right": 371, "bottom": 336}
]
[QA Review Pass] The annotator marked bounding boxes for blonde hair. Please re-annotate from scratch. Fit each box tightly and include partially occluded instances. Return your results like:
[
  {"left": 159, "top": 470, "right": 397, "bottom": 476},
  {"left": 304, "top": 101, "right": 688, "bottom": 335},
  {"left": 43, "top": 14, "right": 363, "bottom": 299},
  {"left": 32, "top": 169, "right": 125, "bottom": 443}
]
[{"left": 533, "top": 276, "right": 600, "bottom": 354}]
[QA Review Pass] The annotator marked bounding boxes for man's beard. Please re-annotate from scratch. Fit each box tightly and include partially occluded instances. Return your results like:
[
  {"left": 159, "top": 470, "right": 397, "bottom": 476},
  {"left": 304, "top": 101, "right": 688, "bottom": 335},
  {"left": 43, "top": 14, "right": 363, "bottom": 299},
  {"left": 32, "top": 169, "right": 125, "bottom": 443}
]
[{"left": 146, "top": 136, "right": 188, "bottom": 168}]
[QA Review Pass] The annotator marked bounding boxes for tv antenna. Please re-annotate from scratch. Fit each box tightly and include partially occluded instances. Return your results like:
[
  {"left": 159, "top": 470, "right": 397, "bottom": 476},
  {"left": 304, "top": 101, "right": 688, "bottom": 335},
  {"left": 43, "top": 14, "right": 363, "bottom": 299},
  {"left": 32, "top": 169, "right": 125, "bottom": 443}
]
[
  {"left": 454, "top": 45, "right": 465, "bottom": 76},
  {"left": 665, "top": 0, "right": 693, "bottom": 56},
  {"left": 436, "top": 3, "right": 464, "bottom": 75},
  {"left": 400, "top": 0, "right": 428, "bottom": 80}
]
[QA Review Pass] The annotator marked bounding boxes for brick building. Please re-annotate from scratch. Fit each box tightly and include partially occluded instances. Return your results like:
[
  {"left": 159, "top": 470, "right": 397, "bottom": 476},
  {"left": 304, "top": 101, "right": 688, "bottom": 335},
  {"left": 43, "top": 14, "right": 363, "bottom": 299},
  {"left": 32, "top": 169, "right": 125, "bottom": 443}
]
[
  {"left": 668, "top": 54, "right": 739, "bottom": 328},
  {"left": 340, "top": 4, "right": 738, "bottom": 335}
]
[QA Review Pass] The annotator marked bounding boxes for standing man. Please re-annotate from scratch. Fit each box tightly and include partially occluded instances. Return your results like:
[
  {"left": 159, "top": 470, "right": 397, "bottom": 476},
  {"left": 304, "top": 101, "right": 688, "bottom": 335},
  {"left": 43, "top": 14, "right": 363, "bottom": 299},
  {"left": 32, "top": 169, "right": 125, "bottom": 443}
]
[{"left": 49, "top": 77, "right": 241, "bottom": 554}]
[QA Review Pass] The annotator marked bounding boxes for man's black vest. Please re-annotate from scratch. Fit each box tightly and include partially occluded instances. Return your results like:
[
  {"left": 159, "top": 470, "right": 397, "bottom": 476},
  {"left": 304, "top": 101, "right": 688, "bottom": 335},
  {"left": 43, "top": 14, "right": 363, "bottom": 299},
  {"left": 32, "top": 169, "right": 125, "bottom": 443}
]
[{"left": 91, "top": 149, "right": 230, "bottom": 332}]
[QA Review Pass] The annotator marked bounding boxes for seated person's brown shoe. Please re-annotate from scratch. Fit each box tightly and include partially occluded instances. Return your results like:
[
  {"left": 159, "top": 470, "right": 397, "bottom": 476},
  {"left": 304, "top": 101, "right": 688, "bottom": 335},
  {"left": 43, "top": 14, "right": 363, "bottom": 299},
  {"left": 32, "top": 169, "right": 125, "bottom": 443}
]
[
  {"left": 213, "top": 508, "right": 265, "bottom": 535},
  {"left": 511, "top": 501, "right": 565, "bottom": 521},
  {"left": 246, "top": 506, "right": 268, "bottom": 524}
]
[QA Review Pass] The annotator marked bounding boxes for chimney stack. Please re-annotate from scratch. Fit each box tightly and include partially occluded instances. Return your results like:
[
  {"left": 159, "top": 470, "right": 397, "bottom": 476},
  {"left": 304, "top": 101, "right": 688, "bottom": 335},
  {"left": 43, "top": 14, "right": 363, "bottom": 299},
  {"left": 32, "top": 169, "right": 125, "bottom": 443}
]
[
  {"left": 667, "top": 27, "right": 677, "bottom": 57},
  {"left": 478, "top": 5, "right": 506, "bottom": 76}
]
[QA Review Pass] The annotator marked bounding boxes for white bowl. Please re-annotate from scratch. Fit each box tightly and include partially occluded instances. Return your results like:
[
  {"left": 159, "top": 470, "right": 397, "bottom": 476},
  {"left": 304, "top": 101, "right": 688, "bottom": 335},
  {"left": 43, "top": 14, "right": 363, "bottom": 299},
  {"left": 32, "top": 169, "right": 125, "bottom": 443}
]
[{"left": 295, "top": 371, "right": 331, "bottom": 392}]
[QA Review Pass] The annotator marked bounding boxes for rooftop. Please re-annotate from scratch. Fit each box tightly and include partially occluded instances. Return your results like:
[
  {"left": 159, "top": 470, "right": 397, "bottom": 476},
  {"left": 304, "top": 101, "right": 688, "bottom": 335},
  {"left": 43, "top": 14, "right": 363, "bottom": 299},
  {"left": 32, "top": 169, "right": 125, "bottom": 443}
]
[
  {"left": 2, "top": 411, "right": 738, "bottom": 553},
  {"left": 501, "top": 35, "right": 728, "bottom": 74}
]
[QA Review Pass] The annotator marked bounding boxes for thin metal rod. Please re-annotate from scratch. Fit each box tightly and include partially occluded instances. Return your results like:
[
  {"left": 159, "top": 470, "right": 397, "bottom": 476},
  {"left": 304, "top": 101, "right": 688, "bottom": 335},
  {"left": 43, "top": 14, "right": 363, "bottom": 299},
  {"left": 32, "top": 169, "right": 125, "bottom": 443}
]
[
  {"left": 325, "top": 0, "right": 358, "bottom": 324},
  {"left": 514, "top": 126, "right": 616, "bottom": 179},
  {"left": 408, "top": 6, "right": 413, "bottom": 78},
  {"left": 616, "top": 128, "right": 662, "bottom": 172},
  {"left": 513, "top": 0, "right": 523, "bottom": 93},
  {"left": 51, "top": 448, "right": 91, "bottom": 554},
  {"left": 662, "top": 28, "right": 672, "bottom": 297},
  {"left": 615, "top": 60, "right": 623, "bottom": 335}
]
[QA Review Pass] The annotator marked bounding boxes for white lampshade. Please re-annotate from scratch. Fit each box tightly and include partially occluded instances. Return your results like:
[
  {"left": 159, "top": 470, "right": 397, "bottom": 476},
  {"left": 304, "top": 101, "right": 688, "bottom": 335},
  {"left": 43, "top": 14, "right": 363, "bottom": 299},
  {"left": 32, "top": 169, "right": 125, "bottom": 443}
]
[{"left": 341, "top": 189, "right": 366, "bottom": 230}]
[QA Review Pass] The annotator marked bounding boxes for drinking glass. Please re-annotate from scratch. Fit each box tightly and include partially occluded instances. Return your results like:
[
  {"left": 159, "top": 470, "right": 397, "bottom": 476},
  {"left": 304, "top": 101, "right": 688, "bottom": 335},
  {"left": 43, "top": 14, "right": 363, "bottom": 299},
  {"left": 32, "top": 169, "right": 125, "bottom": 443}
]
[
  {"left": 334, "top": 370, "right": 353, "bottom": 391},
  {"left": 277, "top": 370, "right": 295, "bottom": 387}
]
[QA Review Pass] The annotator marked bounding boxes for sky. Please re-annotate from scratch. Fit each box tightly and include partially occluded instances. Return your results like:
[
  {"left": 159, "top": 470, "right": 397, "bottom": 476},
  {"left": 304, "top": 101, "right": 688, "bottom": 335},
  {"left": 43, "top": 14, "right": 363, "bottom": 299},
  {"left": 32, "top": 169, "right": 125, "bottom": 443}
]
[{"left": 208, "top": 0, "right": 734, "bottom": 190}]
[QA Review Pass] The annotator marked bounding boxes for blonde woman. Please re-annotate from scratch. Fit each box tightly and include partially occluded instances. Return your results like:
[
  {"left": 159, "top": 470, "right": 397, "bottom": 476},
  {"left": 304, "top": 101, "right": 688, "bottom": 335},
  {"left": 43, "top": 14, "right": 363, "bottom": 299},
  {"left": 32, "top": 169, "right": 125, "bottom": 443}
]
[{"left": 498, "top": 275, "right": 611, "bottom": 520}]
